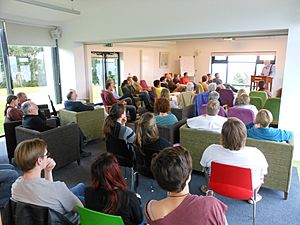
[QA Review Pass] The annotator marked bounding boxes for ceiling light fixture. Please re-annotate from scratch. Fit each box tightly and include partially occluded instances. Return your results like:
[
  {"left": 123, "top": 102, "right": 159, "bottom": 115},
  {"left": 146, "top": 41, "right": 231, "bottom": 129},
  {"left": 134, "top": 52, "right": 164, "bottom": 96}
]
[{"left": 16, "top": 0, "right": 80, "bottom": 15}]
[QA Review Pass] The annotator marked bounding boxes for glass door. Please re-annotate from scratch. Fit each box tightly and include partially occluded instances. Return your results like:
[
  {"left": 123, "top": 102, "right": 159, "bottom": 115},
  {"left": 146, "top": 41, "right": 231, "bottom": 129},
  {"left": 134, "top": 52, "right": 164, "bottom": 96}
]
[{"left": 91, "top": 52, "right": 120, "bottom": 103}]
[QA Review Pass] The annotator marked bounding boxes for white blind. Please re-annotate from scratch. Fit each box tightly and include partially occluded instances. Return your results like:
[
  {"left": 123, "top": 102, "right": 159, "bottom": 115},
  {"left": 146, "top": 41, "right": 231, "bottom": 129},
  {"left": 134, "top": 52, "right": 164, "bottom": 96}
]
[
  {"left": 212, "top": 51, "right": 276, "bottom": 56},
  {"left": 6, "top": 22, "right": 55, "bottom": 47}
]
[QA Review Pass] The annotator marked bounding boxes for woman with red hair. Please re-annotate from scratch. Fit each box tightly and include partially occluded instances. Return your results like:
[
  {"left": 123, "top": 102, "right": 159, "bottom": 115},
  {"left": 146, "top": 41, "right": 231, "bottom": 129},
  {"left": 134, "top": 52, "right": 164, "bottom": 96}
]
[{"left": 85, "top": 152, "right": 143, "bottom": 225}]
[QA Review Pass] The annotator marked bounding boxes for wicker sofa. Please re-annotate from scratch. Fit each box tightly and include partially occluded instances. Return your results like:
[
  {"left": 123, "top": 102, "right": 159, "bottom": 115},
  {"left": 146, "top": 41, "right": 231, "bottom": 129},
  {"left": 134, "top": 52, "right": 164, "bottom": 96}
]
[
  {"left": 180, "top": 124, "right": 294, "bottom": 199},
  {"left": 59, "top": 108, "right": 105, "bottom": 140},
  {"left": 15, "top": 123, "right": 81, "bottom": 169}
]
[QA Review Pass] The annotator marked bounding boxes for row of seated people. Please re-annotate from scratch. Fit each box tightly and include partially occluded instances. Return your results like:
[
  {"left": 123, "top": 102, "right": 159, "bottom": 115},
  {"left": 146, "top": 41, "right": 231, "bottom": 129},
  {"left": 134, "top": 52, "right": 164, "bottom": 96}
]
[{"left": 1, "top": 101, "right": 292, "bottom": 224}]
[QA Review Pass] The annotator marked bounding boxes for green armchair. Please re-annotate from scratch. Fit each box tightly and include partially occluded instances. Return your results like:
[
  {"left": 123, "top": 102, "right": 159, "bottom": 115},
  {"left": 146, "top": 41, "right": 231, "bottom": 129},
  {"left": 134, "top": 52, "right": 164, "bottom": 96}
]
[{"left": 59, "top": 108, "right": 105, "bottom": 140}]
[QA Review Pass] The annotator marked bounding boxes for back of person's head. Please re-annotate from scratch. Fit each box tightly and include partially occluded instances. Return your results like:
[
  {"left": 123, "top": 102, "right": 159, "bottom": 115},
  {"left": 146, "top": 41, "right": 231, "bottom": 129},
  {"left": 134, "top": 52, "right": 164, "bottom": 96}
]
[
  {"left": 91, "top": 152, "right": 127, "bottom": 214},
  {"left": 15, "top": 138, "right": 47, "bottom": 172},
  {"left": 151, "top": 146, "right": 192, "bottom": 192},
  {"left": 121, "top": 79, "right": 128, "bottom": 88},
  {"left": 174, "top": 74, "right": 179, "bottom": 79},
  {"left": 208, "top": 91, "right": 219, "bottom": 101},
  {"left": 160, "top": 88, "right": 170, "bottom": 100},
  {"left": 155, "top": 98, "right": 170, "bottom": 114},
  {"left": 221, "top": 118, "right": 246, "bottom": 150},
  {"left": 183, "top": 72, "right": 188, "bottom": 77},
  {"left": 66, "top": 89, "right": 75, "bottom": 100},
  {"left": 255, "top": 109, "right": 273, "bottom": 128},
  {"left": 236, "top": 89, "right": 246, "bottom": 99},
  {"left": 21, "top": 100, "right": 34, "bottom": 115},
  {"left": 103, "top": 103, "right": 125, "bottom": 137},
  {"left": 208, "top": 83, "right": 217, "bottom": 92},
  {"left": 215, "top": 73, "right": 219, "bottom": 78},
  {"left": 105, "top": 81, "right": 113, "bottom": 90},
  {"left": 132, "top": 76, "right": 138, "bottom": 82},
  {"left": 160, "top": 76, "right": 166, "bottom": 82},
  {"left": 206, "top": 100, "right": 220, "bottom": 116},
  {"left": 186, "top": 82, "right": 194, "bottom": 92},
  {"left": 135, "top": 112, "right": 159, "bottom": 151},
  {"left": 202, "top": 75, "right": 208, "bottom": 82},
  {"left": 153, "top": 80, "right": 160, "bottom": 88},
  {"left": 235, "top": 93, "right": 250, "bottom": 105},
  {"left": 4, "top": 94, "right": 18, "bottom": 116},
  {"left": 258, "top": 80, "right": 265, "bottom": 88}
]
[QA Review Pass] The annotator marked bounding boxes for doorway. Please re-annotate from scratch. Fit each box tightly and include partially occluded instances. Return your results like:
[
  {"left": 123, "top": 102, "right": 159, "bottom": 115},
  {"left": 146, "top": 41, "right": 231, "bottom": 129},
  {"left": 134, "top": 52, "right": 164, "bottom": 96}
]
[{"left": 91, "top": 51, "right": 120, "bottom": 103}]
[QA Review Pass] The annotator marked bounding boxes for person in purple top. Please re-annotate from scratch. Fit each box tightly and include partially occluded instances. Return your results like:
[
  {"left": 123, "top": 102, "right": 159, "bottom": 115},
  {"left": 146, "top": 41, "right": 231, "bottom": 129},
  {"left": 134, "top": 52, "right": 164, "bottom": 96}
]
[{"left": 145, "top": 146, "right": 228, "bottom": 225}]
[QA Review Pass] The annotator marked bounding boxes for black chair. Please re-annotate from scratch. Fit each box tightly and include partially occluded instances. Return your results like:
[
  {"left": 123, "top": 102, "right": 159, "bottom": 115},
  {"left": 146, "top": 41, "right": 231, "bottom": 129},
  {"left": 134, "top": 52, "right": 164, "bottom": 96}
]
[
  {"left": 1, "top": 198, "right": 75, "bottom": 225},
  {"left": 3, "top": 117, "right": 22, "bottom": 163},
  {"left": 105, "top": 135, "right": 138, "bottom": 192}
]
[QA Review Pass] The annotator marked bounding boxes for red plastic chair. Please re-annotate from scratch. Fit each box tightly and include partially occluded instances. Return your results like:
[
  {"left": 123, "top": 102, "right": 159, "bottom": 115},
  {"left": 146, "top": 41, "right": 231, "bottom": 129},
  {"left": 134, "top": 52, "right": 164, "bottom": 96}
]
[
  {"left": 140, "top": 80, "right": 149, "bottom": 90},
  {"left": 209, "top": 162, "right": 257, "bottom": 225}
]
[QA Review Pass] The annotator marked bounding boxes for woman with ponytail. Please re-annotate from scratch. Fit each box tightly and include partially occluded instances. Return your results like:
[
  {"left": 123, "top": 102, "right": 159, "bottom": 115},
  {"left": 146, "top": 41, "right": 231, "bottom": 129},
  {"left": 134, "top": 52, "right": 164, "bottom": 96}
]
[
  {"left": 4, "top": 94, "right": 23, "bottom": 121},
  {"left": 103, "top": 103, "right": 135, "bottom": 145},
  {"left": 134, "top": 112, "right": 170, "bottom": 177},
  {"left": 85, "top": 152, "right": 143, "bottom": 225}
]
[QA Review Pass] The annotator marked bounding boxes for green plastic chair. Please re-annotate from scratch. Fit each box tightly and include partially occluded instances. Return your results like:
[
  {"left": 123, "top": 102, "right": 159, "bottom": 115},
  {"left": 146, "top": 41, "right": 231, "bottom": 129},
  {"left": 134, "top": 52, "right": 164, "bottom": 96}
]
[
  {"left": 77, "top": 206, "right": 125, "bottom": 225},
  {"left": 118, "top": 86, "right": 123, "bottom": 96},
  {"left": 263, "top": 98, "right": 281, "bottom": 124},
  {"left": 249, "top": 91, "right": 268, "bottom": 106},
  {"left": 249, "top": 96, "right": 264, "bottom": 110}
]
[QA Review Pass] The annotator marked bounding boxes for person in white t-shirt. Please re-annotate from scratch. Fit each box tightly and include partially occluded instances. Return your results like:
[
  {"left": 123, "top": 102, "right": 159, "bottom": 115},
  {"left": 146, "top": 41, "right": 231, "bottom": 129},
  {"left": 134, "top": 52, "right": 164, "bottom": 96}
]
[
  {"left": 200, "top": 118, "right": 268, "bottom": 203},
  {"left": 187, "top": 100, "right": 227, "bottom": 133}
]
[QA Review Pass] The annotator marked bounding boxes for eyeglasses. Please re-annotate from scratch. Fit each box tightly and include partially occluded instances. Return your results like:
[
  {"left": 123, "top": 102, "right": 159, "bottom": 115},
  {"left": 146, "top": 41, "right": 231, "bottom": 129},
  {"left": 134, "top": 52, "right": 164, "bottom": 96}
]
[{"left": 43, "top": 152, "right": 51, "bottom": 158}]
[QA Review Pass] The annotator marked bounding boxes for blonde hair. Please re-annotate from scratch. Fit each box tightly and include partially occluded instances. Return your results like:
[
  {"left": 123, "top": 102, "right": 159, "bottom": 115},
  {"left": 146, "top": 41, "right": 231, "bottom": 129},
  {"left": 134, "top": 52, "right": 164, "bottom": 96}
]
[
  {"left": 160, "top": 88, "right": 170, "bottom": 100},
  {"left": 235, "top": 93, "right": 250, "bottom": 105},
  {"left": 236, "top": 89, "right": 246, "bottom": 99},
  {"left": 15, "top": 138, "right": 47, "bottom": 172},
  {"left": 255, "top": 109, "right": 273, "bottom": 128},
  {"left": 135, "top": 112, "right": 159, "bottom": 154}
]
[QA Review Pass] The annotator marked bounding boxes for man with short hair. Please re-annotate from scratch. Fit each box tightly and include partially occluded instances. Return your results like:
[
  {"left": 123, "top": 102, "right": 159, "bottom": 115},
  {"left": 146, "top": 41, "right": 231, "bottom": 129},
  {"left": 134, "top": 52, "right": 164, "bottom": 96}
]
[
  {"left": 16, "top": 92, "right": 28, "bottom": 108},
  {"left": 187, "top": 100, "right": 227, "bottom": 133},
  {"left": 12, "top": 138, "right": 84, "bottom": 224},
  {"left": 64, "top": 89, "right": 94, "bottom": 112}
]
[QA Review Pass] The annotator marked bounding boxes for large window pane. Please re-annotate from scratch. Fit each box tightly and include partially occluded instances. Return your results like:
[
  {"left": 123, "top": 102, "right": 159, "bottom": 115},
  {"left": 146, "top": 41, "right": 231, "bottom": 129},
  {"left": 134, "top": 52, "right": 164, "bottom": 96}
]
[
  {"left": 228, "top": 55, "right": 256, "bottom": 62},
  {"left": 8, "top": 45, "right": 55, "bottom": 105},
  {"left": 227, "top": 63, "right": 256, "bottom": 88},
  {"left": 211, "top": 63, "right": 227, "bottom": 82},
  {"left": 0, "top": 36, "right": 6, "bottom": 135}
]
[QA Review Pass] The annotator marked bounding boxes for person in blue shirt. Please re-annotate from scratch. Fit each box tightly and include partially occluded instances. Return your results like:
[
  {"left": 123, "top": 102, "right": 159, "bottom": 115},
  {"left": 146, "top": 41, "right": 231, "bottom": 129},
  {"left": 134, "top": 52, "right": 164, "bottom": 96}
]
[
  {"left": 64, "top": 89, "right": 94, "bottom": 112},
  {"left": 246, "top": 109, "right": 293, "bottom": 142},
  {"left": 155, "top": 98, "right": 178, "bottom": 127}
]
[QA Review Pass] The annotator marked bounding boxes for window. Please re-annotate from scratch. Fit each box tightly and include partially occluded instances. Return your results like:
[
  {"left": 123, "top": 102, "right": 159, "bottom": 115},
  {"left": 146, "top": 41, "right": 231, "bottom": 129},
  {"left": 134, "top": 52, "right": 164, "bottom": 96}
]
[{"left": 211, "top": 53, "right": 276, "bottom": 89}]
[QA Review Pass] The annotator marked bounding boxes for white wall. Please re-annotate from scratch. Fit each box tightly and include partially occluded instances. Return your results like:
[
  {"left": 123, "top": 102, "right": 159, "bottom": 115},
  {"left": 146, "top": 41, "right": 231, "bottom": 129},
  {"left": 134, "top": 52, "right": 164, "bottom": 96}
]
[
  {"left": 175, "top": 37, "right": 288, "bottom": 94},
  {"left": 84, "top": 43, "right": 177, "bottom": 100}
]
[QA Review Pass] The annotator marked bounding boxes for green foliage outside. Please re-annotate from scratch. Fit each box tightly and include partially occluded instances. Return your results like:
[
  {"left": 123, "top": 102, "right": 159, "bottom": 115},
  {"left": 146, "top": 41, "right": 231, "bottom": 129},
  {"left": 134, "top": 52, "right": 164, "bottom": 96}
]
[{"left": 233, "top": 72, "right": 250, "bottom": 85}]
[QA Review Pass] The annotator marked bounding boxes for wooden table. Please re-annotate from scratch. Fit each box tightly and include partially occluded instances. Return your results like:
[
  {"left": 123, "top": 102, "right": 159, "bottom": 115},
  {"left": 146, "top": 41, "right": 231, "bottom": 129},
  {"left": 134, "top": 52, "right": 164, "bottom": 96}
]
[{"left": 250, "top": 75, "right": 273, "bottom": 92}]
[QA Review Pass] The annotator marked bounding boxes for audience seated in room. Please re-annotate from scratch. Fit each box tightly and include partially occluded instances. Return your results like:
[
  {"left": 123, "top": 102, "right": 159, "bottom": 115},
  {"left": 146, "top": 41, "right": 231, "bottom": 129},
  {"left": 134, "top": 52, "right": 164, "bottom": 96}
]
[
  {"left": 181, "top": 72, "right": 190, "bottom": 85},
  {"left": 200, "top": 75, "right": 209, "bottom": 91},
  {"left": 258, "top": 80, "right": 272, "bottom": 98},
  {"left": 0, "top": 164, "right": 19, "bottom": 208},
  {"left": 64, "top": 89, "right": 94, "bottom": 112},
  {"left": 187, "top": 100, "right": 227, "bottom": 133},
  {"left": 85, "top": 152, "right": 143, "bottom": 225},
  {"left": 177, "top": 82, "right": 195, "bottom": 109},
  {"left": 208, "top": 90, "right": 224, "bottom": 106},
  {"left": 234, "top": 89, "right": 247, "bottom": 105},
  {"left": 103, "top": 103, "right": 135, "bottom": 146},
  {"left": 145, "top": 146, "right": 228, "bottom": 225},
  {"left": 200, "top": 118, "right": 268, "bottom": 203},
  {"left": 160, "top": 88, "right": 177, "bottom": 108},
  {"left": 165, "top": 73, "right": 177, "bottom": 92},
  {"left": 106, "top": 78, "right": 121, "bottom": 99},
  {"left": 132, "top": 75, "right": 143, "bottom": 94},
  {"left": 213, "top": 73, "right": 238, "bottom": 93},
  {"left": 160, "top": 76, "right": 169, "bottom": 89},
  {"left": 206, "top": 73, "right": 213, "bottom": 84},
  {"left": 234, "top": 93, "right": 258, "bottom": 116},
  {"left": 246, "top": 109, "right": 293, "bottom": 142},
  {"left": 12, "top": 138, "right": 85, "bottom": 225},
  {"left": 21, "top": 100, "right": 91, "bottom": 157},
  {"left": 16, "top": 92, "right": 28, "bottom": 109},
  {"left": 155, "top": 98, "right": 178, "bottom": 127},
  {"left": 153, "top": 80, "right": 164, "bottom": 98},
  {"left": 5, "top": 95, "right": 23, "bottom": 121},
  {"left": 104, "top": 82, "right": 136, "bottom": 121}
]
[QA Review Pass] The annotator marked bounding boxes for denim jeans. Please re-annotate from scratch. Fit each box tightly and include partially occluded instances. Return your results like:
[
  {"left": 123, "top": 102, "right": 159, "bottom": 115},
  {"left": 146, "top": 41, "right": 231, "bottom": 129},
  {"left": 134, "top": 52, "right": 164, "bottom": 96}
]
[
  {"left": 0, "top": 164, "right": 19, "bottom": 208},
  {"left": 70, "top": 183, "right": 86, "bottom": 206}
]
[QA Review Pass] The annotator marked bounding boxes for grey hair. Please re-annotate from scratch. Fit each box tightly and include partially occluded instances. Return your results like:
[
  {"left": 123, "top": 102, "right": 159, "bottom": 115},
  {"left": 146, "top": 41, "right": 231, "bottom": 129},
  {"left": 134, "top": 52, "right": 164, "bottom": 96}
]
[
  {"left": 208, "top": 83, "right": 217, "bottom": 92},
  {"left": 208, "top": 91, "right": 219, "bottom": 101},
  {"left": 21, "top": 101, "right": 33, "bottom": 115},
  {"left": 186, "top": 82, "right": 194, "bottom": 91},
  {"left": 206, "top": 100, "right": 220, "bottom": 116}
]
